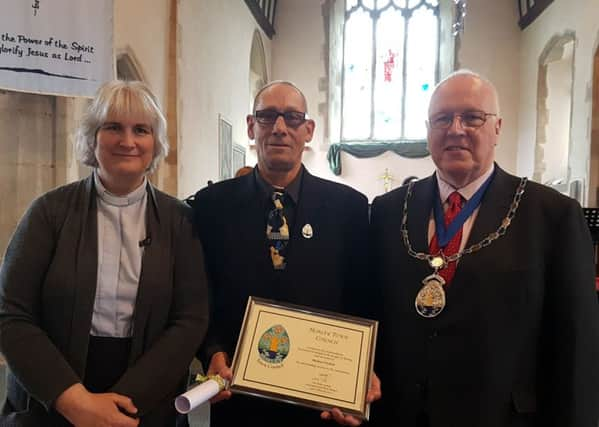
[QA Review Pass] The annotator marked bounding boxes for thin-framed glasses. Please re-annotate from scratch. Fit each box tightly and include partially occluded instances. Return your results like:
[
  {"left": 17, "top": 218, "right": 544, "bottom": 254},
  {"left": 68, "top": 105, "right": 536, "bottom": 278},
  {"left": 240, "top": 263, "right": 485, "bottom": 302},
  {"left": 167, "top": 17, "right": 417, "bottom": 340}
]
[
  {"left": 428, "top": 110, "right": 497, "bottom": 130},
  {"left": 254, "top": 109, "right": 307, "bottom": 128}
]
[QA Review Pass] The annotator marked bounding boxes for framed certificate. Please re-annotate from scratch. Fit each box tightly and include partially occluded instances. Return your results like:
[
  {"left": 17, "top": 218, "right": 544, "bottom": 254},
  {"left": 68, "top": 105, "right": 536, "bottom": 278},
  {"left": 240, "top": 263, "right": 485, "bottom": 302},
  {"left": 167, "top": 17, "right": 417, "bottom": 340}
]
[{"left": 230, "top": 296, "right": 378, "bottom": 420}]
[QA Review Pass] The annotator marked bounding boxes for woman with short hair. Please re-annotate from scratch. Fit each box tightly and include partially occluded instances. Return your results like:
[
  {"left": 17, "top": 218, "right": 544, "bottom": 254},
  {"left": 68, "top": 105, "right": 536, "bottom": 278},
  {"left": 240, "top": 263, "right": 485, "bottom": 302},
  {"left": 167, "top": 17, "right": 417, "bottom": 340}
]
[{"left": 0, "top": 80, "right": 208, "bottom": 426}]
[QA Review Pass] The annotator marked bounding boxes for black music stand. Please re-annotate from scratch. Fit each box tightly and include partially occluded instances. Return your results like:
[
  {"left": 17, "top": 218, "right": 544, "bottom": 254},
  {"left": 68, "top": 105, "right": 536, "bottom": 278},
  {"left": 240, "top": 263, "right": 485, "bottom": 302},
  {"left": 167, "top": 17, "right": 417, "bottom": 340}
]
[
  {"left": 583, "top": 209, "right": 599, "bottom": 299},
  {"left": 583, "top": 208, "right": 599, "bottom": 244}
]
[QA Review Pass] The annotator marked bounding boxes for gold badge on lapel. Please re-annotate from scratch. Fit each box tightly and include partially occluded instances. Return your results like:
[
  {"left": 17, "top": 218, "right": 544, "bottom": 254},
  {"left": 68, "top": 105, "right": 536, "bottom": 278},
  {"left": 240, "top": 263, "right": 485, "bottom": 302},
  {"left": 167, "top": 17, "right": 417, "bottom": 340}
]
[{"left": 301, "top": 224, "right": 313, "bottom": 239}]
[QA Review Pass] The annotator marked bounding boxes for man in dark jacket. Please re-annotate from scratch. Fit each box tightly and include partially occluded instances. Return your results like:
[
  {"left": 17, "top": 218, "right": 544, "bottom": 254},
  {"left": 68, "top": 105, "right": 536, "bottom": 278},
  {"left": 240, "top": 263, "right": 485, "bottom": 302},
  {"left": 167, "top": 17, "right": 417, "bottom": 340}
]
[
  {"left": 369, "top": 69, "right": 599, "bottom": 427},
  {"left": 192, "top": 80, "right": 380, "bottom": 427}
]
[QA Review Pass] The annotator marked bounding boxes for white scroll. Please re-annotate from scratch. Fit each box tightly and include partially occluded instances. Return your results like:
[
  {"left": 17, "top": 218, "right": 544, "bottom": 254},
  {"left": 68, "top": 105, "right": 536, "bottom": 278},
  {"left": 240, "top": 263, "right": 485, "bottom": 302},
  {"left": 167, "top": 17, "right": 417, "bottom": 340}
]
[{"left": 175, "top": 379, "right": 222, "bottom": 414}]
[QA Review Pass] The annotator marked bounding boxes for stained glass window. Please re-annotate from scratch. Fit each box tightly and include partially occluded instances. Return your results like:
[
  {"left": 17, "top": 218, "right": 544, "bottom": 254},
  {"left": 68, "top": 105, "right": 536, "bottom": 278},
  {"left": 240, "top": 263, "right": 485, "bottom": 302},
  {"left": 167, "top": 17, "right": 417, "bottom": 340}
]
[{"left": 341, "top": 0, "right": 440, "bottom": 143}]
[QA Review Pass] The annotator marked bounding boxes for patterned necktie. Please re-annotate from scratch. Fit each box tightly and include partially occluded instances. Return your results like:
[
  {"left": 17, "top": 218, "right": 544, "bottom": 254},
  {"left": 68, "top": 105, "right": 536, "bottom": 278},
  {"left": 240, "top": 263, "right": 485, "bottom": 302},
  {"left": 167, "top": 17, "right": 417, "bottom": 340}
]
[
  {"left": 266, "top": 191, "right": 289, "bottom": 270},
  {"left": 429, "top": 191, "right": 463, "bottom": 285}
]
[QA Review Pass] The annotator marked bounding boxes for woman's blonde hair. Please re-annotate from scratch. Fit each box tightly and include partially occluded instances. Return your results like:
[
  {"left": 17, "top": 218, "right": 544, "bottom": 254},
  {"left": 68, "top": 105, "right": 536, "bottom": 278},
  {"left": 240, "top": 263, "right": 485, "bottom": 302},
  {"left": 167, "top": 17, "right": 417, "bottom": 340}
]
[{"left": 75, "top": 80, "right": 169, "bottom": 173}]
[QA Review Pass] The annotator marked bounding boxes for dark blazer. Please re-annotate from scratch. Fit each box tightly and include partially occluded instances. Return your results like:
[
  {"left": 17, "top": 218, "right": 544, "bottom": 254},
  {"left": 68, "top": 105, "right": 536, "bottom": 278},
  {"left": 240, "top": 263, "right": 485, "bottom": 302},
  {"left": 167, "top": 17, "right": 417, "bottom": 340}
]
[
  {"left": 0, "top": 175, "right": 209, "bottom": 427},
  {"left": 369, "top": 166, "right": 599, "bottom": 427},
  {"left": 191, "top": 167, "right": 369, "bottom": 427}
]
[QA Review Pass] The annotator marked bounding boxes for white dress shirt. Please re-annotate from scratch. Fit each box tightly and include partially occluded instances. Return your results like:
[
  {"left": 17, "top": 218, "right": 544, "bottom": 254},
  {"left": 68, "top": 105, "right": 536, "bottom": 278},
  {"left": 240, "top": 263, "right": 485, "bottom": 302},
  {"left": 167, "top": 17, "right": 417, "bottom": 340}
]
[
  {"left": 91, "top": 171, "right": 147, "bottom": 338},
  {"left": 428, "top": 165, "right": 495, "bottom": 251}
]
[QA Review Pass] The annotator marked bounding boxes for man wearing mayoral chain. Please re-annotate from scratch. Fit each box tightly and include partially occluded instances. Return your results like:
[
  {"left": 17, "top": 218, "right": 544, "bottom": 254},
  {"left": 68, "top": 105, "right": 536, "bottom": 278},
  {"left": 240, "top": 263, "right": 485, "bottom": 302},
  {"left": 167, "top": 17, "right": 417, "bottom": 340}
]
[
  {"left": 369, "top": 69, "right": 599, "bottom": 427},
  {"left": 190, "top": 81, "right": 381, "bottom": 426}
]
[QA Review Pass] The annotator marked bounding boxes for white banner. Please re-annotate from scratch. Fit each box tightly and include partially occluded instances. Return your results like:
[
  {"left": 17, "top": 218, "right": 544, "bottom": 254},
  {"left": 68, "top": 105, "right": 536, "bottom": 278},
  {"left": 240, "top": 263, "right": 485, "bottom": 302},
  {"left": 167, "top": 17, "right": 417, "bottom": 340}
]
[{"left": 0, "top": 0, "right": 114, "bottom": 97}]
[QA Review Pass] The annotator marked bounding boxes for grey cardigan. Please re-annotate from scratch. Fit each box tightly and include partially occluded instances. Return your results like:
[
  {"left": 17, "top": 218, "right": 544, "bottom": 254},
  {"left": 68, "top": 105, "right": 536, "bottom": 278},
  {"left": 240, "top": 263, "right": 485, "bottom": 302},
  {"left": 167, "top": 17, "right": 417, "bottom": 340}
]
[{"left": 0, "top": 175, "right": 209, "bottom": 426}]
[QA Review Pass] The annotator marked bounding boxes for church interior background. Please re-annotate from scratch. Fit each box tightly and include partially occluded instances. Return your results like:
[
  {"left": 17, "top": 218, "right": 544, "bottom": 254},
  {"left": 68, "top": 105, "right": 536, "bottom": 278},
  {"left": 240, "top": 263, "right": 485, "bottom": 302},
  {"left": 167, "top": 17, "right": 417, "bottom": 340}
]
[{"left": 1, "top": 1, "right": 599, "bottom": 425}]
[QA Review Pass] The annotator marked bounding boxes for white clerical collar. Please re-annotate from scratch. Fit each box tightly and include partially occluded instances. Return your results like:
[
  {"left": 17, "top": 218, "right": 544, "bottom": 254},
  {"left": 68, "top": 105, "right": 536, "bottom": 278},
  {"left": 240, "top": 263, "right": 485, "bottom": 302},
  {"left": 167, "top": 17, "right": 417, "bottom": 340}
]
[
  {"left": 436, "top": 165, "right": 495, "bottom": 203},
  {"left": 94, "top": 170, "right": 147, "bottom": 207}
]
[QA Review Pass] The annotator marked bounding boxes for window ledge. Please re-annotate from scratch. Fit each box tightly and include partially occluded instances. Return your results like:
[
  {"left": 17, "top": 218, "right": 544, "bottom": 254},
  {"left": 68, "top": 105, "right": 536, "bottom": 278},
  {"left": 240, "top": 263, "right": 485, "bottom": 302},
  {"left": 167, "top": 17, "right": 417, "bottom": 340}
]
[{"left": 326, "top": 141, "right": 429, "bottom": 176}]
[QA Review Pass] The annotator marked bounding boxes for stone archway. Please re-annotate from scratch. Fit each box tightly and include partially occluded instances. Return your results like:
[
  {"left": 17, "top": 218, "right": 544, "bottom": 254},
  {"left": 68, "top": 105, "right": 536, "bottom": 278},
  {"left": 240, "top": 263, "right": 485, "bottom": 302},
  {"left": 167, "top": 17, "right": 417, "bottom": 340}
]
[
  {"left": 116, "top": 47, "right": 146, "bottom": 81},
  {"left": 588, "top": 33, "right": 599, "bottom": 206},
  {"left": 533, "top": 32, "right": 576, "bottom": 185},
  {"left": 243, "top": 30, "right": 268, "bottom": 170},
  {"left": 116, "top": 43, "right": 178, "bottom": 195},
  {"left": 249, "top": 29, "right": 268, "bottom": 110}
]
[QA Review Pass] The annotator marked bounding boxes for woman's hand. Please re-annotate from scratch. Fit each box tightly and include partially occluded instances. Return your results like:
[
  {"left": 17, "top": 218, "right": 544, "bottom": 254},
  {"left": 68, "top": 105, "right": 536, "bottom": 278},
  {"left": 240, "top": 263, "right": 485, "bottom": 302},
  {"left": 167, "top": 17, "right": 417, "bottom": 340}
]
[{"left": 55, "top": 383, "right": 139, "bottom": 427}]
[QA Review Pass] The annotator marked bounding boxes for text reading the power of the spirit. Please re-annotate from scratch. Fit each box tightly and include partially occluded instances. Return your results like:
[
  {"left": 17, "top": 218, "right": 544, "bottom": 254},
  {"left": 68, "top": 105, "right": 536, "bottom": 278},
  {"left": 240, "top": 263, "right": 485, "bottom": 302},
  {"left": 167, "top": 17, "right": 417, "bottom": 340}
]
[{"left": 0, "top": 33, "right": 95, "bottom": 63}]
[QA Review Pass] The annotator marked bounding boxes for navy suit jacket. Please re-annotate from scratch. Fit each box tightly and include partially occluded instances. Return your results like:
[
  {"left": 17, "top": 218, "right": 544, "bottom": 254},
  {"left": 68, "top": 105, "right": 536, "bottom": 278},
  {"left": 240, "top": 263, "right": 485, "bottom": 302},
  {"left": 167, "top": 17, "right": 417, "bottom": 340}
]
[
  {"left": 191, "top": 167, "right": 369, "bottom": 427},
  {"left": 369, "top": 165, "right": 599, "bottom": 427}
]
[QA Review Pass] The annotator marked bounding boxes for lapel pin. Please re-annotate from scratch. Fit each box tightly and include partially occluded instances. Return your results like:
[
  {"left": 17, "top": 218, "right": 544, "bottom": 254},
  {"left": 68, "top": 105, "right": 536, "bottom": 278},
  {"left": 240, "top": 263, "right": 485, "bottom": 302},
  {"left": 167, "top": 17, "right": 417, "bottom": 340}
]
[{"left": 301, "top": 224, "right": 313, "bottom": 239}]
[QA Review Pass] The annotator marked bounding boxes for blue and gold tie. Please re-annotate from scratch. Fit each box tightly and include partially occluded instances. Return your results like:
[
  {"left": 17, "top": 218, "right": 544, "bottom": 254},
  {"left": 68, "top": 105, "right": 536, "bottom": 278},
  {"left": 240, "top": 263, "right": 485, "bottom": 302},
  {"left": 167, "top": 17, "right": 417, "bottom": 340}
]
[{"left": 267, "top": 191, "right": 289, "bottom": 270}]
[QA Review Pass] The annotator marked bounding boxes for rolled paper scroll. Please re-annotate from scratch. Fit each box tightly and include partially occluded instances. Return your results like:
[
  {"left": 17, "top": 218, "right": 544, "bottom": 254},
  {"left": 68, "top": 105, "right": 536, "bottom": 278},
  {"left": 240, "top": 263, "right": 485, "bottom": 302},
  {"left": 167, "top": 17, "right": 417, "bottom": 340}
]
[{"left": 174, "top": 374, "right": 228, "bottom": 414}]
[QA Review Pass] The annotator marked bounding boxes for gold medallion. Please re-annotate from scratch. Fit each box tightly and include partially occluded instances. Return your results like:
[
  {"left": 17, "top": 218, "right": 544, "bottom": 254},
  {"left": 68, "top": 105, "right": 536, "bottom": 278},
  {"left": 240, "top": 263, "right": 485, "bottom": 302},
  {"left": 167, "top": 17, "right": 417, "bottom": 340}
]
[
  {"left": 429, "top": 256, "right": 445, "bottom": 269},
  {"left": 415, "top": 274, "right": 446, "bottom": 318}
]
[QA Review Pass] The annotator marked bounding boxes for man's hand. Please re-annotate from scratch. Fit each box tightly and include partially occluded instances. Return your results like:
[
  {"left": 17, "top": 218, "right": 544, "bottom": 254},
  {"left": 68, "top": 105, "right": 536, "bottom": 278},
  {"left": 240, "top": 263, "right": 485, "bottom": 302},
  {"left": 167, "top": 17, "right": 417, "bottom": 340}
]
[
  {"left": 206, "top": 351, "right": 233, "bottom": 403},
  {"left": 55, "top": 383, "right": 139, "bottom": 427},
  {"left": 320, "top": 372, "right": 382, "bottom": 426},
  {"left": 365, "top": 372, "right": 382, "bottom": 403}
]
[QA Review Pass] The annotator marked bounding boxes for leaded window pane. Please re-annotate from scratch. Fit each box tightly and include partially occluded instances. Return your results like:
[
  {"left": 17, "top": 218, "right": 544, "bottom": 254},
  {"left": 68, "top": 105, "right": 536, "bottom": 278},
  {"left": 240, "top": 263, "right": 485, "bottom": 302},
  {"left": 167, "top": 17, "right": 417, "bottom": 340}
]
[
  {"left": 404, "top": 6, "right": 437, "bottom": 138},
  {"left": 346, "top": 0, "right": 359, "bottom": 11},
  {"left": 362, "top": 0, "right": 375, "bottom": 10},
  {"left": 341, "top": 0, "right": 440, "bottom": 143},
  {"left": 373, "top": 8, "right": 404, "bottom": 140},
  {"left": 342, "top": 8, "right": 373, "bottom": 140}
]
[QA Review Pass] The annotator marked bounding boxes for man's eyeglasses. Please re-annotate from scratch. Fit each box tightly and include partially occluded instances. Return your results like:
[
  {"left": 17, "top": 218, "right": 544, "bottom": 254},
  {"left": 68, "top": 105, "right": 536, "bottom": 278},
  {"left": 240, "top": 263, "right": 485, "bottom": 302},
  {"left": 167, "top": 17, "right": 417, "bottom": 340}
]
[
  {"left": 428, "top": 110, "right": 497, "bottom": 130},
  {"left": 254, "top": 109, "right": 307, "bottom": 128}
]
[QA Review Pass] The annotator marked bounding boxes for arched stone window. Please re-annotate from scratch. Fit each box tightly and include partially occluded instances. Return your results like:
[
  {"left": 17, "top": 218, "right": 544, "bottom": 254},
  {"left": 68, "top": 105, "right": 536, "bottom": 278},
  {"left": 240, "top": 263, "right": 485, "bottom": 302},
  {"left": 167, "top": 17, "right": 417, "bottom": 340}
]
[{"left": 328, "top": 0, "right": 455, "bottom": 146}]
